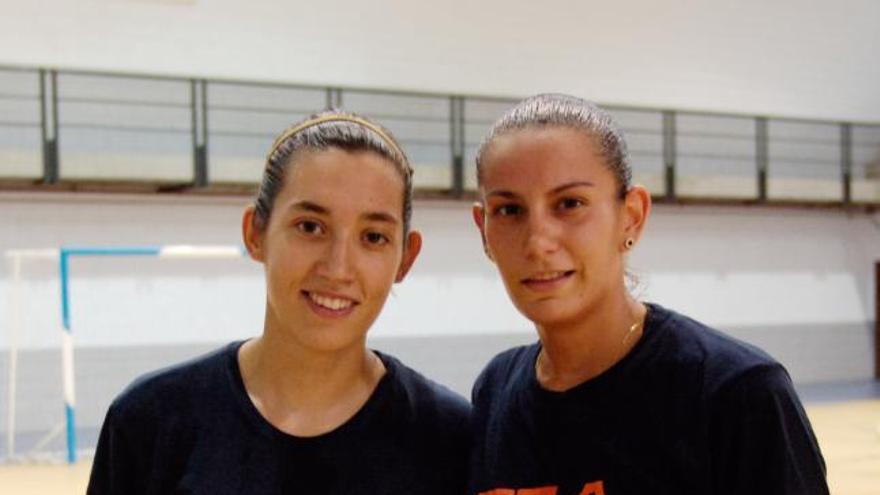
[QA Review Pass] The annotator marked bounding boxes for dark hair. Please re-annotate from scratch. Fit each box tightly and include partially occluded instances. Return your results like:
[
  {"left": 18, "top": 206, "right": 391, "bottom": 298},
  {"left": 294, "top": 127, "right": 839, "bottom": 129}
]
[
  {"left": 253, "top": 110, "right": 413, "bottom": 236},
  {"left": 475, "top": 93, "right": 631, "bottom": 198}
]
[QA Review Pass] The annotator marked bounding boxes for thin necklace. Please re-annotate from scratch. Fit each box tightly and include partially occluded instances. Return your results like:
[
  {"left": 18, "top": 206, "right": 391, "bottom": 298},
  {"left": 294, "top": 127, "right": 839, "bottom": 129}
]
[{"left": 535, "top": 320, "right": 642, "bottom": 379}]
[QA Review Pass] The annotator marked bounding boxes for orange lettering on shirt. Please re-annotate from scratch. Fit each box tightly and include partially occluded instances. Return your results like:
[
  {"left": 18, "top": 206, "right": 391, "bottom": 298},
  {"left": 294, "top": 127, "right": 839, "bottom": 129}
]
[
  {"left": 518, "top": 487, "right": 558, "bottom": 495},
  {"left": 480, "top": 480, "right": 603, "bottom": 495},
  {"left": 578, "top": 481, "right": 606, "bottom": 495}
]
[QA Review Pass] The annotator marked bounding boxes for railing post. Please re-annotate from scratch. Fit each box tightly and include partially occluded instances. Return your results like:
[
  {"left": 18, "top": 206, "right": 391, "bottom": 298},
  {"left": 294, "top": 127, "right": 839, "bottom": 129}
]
[
  {"left": 662, "top": 110, "right": 676, "bottom": 200},
  {"left": 756, "top": 117, "right": 768, "bottom": 201},
  {"left": 325, "top": 88, "right": 342, "bottom": 110},
  {"left": 841, "top": 123, "right": 852, "bottom": 205},
  {"left": 191, "top": 79, "right": 208, "bottom": 187},
  {"left": 40, "top": 69, "right": 59, "bottom": 184},
  {"left": 449, "top": 96, "right": 465, "bottom": 197}
]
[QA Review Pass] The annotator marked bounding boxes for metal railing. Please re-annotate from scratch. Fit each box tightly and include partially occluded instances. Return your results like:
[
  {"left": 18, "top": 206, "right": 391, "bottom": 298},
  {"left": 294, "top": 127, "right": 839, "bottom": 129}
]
[{"left": 1, "top": 65, "right": 879, "bottom": 205}]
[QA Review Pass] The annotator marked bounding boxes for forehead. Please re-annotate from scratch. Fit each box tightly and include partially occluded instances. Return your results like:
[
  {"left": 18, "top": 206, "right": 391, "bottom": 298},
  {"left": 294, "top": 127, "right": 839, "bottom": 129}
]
[
  {"left": 279, "top": 148, "right": 405, "bottom": 217},
  {"left": 480, "top": 127, "right": 613, "bottom": 191}
]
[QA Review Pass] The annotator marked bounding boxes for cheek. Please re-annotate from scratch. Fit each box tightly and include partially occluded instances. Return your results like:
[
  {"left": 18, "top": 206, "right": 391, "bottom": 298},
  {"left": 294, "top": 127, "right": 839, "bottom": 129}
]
[
  {"left": 486, "top": 239, "right": 524, "bottom": 284},
  {"left": 266, "top": 238, "right": 314, "bottom": 280},
  {"left": 484, "top": 222, "right": 520, "bottom": 255},
  {"left": 575, "top": 206, "right": 619, "bottom": 243},
  {"left": 266, "top": 257, "right": 304, "bottom": 292},
  {"left": 361, "top": 251, "right": 403, "bottom": 287},
  {"left": 570, "top": 229, "right": 616, "bottom": 265}
]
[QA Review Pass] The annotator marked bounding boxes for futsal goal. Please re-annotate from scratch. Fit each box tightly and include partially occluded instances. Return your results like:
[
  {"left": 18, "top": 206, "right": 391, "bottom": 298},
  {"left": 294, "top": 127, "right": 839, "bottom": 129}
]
[{"left": 2, "top": 245, "right": 256, "bottom": 464}]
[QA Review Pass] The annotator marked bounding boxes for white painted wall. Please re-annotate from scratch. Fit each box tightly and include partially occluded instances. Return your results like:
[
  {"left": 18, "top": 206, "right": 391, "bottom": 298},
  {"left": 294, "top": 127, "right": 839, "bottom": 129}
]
[
  {"left": 0, "top": 0, "right": 877, "bottom": 384},
  {"left": 1, "top": 193, "right": 877, "bottom": 349},
  {"left": 0, "top": 0, "right": 877, "bottom": 122},
  {"left": 635, "top": 205, "right": 877, "bottom": 328},
  {"left": 0, "top": 193, "right": 526, "bottom": 350}
]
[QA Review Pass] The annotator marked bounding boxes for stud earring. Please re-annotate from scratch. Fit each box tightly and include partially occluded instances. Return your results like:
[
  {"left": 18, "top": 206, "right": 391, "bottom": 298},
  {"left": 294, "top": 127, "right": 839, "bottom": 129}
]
[{"left": 624, "top": 238, "right": 635, "bottom": 250}]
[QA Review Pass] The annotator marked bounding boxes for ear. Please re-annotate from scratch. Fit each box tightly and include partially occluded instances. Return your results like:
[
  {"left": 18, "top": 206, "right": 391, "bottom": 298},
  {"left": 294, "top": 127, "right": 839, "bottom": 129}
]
[
  {"left": 620, "top": 185, "right": 651, "bottom": 250},
  {"left": 471, "top": 202, "right": 494, "bottom": 261},
  {"left": 242, "top": 205, "right": 266, "bottom": 262},
  {"left": 395, "top": 230, "right": 423, "bottom": 282}
]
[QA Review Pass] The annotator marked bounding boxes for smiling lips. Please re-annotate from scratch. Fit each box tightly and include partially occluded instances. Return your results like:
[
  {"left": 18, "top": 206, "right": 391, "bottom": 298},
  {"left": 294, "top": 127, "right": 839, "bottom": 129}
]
[
  {"left": 521, "top": 270, "right": 575, "bottom": 291},
  {"left": 303, "top": 291, "right": 358, "bottom": 317}
]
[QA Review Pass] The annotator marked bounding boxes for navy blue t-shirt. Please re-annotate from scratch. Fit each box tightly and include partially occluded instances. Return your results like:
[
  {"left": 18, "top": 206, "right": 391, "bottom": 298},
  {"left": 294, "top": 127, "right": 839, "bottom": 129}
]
[
  {"left": 469, "top": 303, "right": 829, "bottom": 495},
  {"left": 87, "top": 342, "right": 471, "bottom": 494}
]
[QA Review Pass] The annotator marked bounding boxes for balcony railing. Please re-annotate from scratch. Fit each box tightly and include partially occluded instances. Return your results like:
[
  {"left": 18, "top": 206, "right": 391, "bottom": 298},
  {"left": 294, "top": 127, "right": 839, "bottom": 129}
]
[{"left": 2, "top": 65, "right": 879, "bottom": 206}]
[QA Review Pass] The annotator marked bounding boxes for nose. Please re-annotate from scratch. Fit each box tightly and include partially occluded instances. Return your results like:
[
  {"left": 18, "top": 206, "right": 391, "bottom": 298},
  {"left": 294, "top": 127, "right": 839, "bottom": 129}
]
[
  {"left": 524, "top": 212, "right": 559, "bottom": 260},
  {"left": 316, "top": 233, "right": 355, "bottom": 283}
]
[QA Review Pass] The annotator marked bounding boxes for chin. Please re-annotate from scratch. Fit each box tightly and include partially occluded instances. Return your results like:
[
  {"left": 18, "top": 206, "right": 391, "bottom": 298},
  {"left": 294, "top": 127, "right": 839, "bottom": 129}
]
[
  {"left": 517, "top": 299, "right": 589, "bottom": 329},
  {"left": 295, "top": 329, "right": 368, "bottom": 355}
]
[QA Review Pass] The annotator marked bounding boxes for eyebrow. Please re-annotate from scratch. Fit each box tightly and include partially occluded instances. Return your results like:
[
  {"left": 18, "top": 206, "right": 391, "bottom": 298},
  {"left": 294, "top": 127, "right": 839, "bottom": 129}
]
[
  {"left": 486, "top": 180, "right": 596, "bottom": 199},
  {"left": 363, "top": 211, "right": 399, "bottom": 225},
  {"left": 288, "top": 200, "right": 328, "bottom": 215},
  {"left": 551, "top": 181, "right": 595, "bottom": 194},
  {"left": 288, "top": 200, "right": 399, "bottom": 225}
]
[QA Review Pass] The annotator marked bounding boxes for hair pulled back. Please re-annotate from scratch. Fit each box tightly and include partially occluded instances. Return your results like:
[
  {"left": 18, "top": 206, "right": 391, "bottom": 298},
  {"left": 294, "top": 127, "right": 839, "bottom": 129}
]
[
  {"left": 253, "top": 110, "right": 414, "bottom": 235},
  {"left": 476, "top": 93, "right": 631, "bottom": 198}
]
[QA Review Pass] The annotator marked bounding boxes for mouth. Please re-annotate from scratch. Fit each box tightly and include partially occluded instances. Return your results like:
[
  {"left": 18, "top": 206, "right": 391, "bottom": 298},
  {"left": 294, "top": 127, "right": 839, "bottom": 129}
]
[
  {"left": 521, "top": 270, "right": 575, "bottom": 290},
  {"left": 302, "top": 291, "right": 358, "bottom": 317}
]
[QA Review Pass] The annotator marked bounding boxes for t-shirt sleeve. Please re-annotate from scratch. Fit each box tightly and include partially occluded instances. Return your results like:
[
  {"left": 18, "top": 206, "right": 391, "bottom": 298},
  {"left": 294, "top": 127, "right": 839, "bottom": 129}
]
[
  {"left": 87, "top": 403, "right": 139, "bottom": 495},
  {"left": 708, "top": 364, "right": 830, "bottom": 495}
]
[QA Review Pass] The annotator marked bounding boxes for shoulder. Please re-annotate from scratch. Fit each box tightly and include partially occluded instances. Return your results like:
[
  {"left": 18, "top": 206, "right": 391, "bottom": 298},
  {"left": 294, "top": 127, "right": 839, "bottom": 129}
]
[
  {"left": 108, "top": 342, "right": 239, "bottom": 424},
  {"left": 377, "top": 352, "right": 471, "bottom": 425},
  {"left": 644, "top": 303, "right": 783, "bottom": 394},
  {"left": 697, "top": 341, "right": 827, "bottom": 492},
  {"left": 471, "top": 343, "right": 537, "bottom": 404}
]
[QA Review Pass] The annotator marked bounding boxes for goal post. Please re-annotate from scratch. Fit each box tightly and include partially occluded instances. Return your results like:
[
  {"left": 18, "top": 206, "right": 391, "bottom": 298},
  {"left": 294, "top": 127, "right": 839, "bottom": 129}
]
[
  {"left": 5, "top": 248, "right": 58, "bottom": 463},
  {"left": 4, "top": 245, "right": 246, "bottom": 464}
]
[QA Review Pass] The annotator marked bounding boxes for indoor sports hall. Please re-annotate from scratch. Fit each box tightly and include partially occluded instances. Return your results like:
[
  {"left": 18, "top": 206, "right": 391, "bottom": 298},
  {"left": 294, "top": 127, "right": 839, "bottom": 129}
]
[{"left": 0, "top": 1, "right": 878, "bottom": 494}]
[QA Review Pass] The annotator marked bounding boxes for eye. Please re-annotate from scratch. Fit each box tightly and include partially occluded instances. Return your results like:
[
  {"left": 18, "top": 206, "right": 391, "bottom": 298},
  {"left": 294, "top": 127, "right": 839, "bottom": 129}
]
[
  {"left": 295, "top": 220, "right": 324, "bottom": 236},
  {"left": 556, "top": 197, "right": 586, "bottom": 211},
  {"left": 363, "top": 231, "right": 390, "bottom": 246},
  {"left": 492, "top": 204, "right": 524, "bottom": 217}
]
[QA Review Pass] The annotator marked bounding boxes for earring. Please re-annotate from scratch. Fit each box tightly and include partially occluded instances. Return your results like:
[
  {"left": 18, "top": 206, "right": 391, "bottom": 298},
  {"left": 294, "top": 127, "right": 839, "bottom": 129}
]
[{"left": 624, "top": 238, "right": 635, "bottom": 250}]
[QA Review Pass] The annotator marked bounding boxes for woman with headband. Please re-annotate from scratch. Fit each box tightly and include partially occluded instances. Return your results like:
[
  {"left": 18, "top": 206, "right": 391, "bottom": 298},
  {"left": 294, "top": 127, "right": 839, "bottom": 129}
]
[
  {"left": 88, "top": 111, "right": 471, "bottom": 494},
  {"left": 467, "top": 94, "right": 828, "bottom": 494}
]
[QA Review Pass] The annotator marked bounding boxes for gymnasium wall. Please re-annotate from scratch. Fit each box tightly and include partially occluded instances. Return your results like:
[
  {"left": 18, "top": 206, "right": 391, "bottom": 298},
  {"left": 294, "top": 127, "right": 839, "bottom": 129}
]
[
  {"left": 1, "top": 0, "right": 879, "bottom": 457},
  {"left": 1, "top": 183, "right": 877, "bottom": 456},
  {"left": 0, "top": 0, "right": 878, "bottom": 122},
  {"left": 1, "top": 193, "right": 876, "bottom": 383}
]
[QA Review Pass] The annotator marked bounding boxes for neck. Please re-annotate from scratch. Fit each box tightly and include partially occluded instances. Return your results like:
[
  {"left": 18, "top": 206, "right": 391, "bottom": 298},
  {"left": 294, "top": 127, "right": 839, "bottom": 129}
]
[
  {"left": 535, "top": 290, "right": 646, "bottom": 391},
  {"left": 238, "top": 324, "right": 385, "bottom": 436}
]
